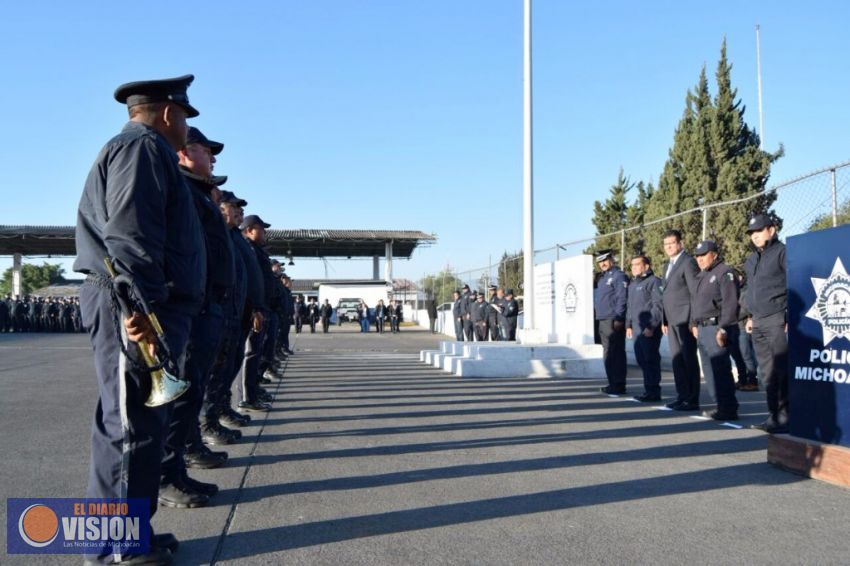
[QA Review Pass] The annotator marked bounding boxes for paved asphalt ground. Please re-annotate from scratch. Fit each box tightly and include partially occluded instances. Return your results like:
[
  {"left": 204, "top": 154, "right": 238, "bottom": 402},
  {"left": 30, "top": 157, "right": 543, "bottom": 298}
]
[{"left": 1, "top": 327, "right": 848, "bottom": 565}]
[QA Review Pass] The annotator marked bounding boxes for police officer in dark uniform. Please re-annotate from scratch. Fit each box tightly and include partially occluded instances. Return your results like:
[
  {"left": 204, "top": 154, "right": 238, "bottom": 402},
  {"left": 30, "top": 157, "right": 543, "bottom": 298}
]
[
  {"left": 294, "top": 296, "right": 306, "bottom": 333},
  {"left": 470, "top": 292, "right": 489, "bottom": 341},
  {"left": 660, "top": 229, "right": 702, "bottom": 411},
  {"left": 487, "top": 285, "right": 501, "bottom": 341},
  {"left": 389, "top": 299, "right": 402, "bottom": 333},
  {"left": 239, "top": 214, "right": 275, "bottom": 412},
  {"left": 626, "top": 254, "right": 663, "bottom": 402},
  {"left": 158, "top": 126, "right": 235, "bottom": 508},
  {"left": 278, "top": 275, "right": 295, "bottom": 355},
  {"left": 0, "top": 294, "right": 9, "bottom": 332},
  {"left": 691, "top": 240, "right": 740, "bottom": 421},
  {"left": 594, "top": 250, "right": 629, "bottom": 394},
  {"left": 74, "top": 74, "right": 205, "bottom": 564},
  {"left": 203, "top": 189, "right": 252, "bottom": 442},
  {"left": 460, "top": 284, "right": 474, "bottom": 341},
  {"left": 451, "top": 290, "right": 464, "bottom": 340},
  {"left": 306, "top": 297, "right": 319, "bottom": 333},
  {"left": 320, "top": 299, "right": 333, "bottom": 333},
  {"left": 744, "top": 213, "right": 789, "bottom": 433},
  {"left": 502, "top": 289, "right": 519, "bottom": 341}
]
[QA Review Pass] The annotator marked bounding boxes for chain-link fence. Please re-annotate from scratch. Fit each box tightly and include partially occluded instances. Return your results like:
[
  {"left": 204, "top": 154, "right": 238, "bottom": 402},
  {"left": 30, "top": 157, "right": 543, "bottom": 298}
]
[{"left": 428, "top": 160, "right": 850, "bottom": 303}]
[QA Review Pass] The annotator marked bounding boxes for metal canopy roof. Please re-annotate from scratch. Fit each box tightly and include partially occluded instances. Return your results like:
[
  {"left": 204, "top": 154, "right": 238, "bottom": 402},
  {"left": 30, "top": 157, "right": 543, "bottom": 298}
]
[{"left": 0, "top": 225, "right": 436, "bottom": 258}]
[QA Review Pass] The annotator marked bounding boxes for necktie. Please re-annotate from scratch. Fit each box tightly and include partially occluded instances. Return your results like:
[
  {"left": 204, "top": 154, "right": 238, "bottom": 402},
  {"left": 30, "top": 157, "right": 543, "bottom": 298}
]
[{"left": 666, "top": 259, "right": 675, "bottom": 281}]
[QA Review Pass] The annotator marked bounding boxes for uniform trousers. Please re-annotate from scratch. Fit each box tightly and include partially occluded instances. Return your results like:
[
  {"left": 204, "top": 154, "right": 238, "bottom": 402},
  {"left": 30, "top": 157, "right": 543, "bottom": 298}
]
[
  {"left": 80, "top": 280, "right": 191, "bottom": 562},
  {"left": 454, "top": 317, "right": 464, "bottom": 341},
  {"left": 696, "top": 324, "right": 739, "bottom": 414},
  {"left": 238, "top": 318, "right": 267, "bottom": 403},
  {"left": 752, "top": 311, "right": 788, "bottom": 425},
  {"left": 634, "top": 330, "right": 662, "bottom": 396},
  {"left": 598, "top": 319, "right": 627, "bottom": 390},
  {"left": 463, "top": 318, "right": 474, "bottom": 341},
  {"left": 162, "top": 303, "right": 223, "bottom": 483},
  {"left": 667, "top": 322, "right": 701, "bottom": 405},
  {"left": 473, "top": 321, "right": 487, "bottom": 342},
  {"left": 203, "top": 317, "right": 242, "bottom": 425}
]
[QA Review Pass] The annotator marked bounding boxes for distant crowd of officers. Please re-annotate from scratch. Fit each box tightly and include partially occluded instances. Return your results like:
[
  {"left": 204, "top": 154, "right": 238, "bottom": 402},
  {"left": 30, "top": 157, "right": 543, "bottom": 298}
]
[
  {"left": 355, "top": 299, "right": 404, "bottom": 333},
  {"left": 593, "top": 214, "right": 788, "bottom": 434},
  {"left": 452, "top": 285, "right": 520, "bottom": 341},
  {"left": 0, "top": 295, "right": 84, "bottom": 333}
]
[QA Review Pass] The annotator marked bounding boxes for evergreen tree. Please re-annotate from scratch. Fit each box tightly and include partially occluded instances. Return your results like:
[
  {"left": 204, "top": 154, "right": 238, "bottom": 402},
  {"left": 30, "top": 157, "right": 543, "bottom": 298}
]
[
  {"left": 420, "top": 270, "right": 465, "bottom": 305},
  {"left": 707, "top": 39, "right": 783, "bottom": 267},
  {"left": 588, "top": 168, "right": 633, "bottom": 263},
  {"left": 497, "top": 251, "right": 523, "bottom": 294},
  {"left": 807, "top": 199, "right": 850, "bottom": 232}
]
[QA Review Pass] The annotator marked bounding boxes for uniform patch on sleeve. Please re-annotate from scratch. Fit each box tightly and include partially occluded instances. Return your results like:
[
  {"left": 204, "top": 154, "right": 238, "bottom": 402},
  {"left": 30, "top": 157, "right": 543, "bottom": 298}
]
[{"left": 726, "top": 272, "right": 735, "bottom": 281}]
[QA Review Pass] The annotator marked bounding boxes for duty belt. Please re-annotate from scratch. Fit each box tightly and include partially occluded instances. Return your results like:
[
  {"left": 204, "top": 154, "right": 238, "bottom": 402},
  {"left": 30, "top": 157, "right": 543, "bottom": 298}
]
[{"left": 696, "top": 317, "right": 719, "bottom": 327}]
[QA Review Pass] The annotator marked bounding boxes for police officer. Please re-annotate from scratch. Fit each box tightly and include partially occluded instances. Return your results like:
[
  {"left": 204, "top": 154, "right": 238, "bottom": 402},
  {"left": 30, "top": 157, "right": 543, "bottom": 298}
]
[
  {"left": 470, "top": 292, "right": 489, "bottom": 341},
  {"left": 744, "top": 213, "right": 788, "bottom": 433},
  {"left": 294, "top": 295, "right": 306, "bottom": 333},
  {"left": 451, "top": 290, "right": 464, "bottom": 340},
  {"left": 626, "top": 254, "right": 663, "bottom": 402},
  {"left": 74, "top": 74, "right": 204, "bottom": 564},
  {"left": 158, "top": 126, "right": 234, "bottom": 508},
  {"left": 594, "top": 250, "right": 629, "bottom": 394},
  {"left": 239, "top": 214, "right": 275, "bottom": 412},
  {"left": 278, "top": 275, "right": 295, "bottom": 355},
  {"left": 0, "top": 293, "right": 9, "bottom": 332},
  {"left": 660, "top": 229, "right": 701, "bottom": 411},
  {"left": 487, "top": 285, "right": 501, "bottom": 341},
  {"left": 202, "top": 189, "right": 252, "bottom": 444},
  {"left": 460, "top": 284, "right": 474, "bottom": 341},
  {"left": 501, "top": 289, "right": 519, "bottom": 341},
  {"left": 320, "top": 298, "right": 333, "bottom": 333},
  {"left": 307, "top": 297, "right": 319, "bottom": 333},
  {"left": 691, "top": 240, "right": 740, "bottom": 421}
]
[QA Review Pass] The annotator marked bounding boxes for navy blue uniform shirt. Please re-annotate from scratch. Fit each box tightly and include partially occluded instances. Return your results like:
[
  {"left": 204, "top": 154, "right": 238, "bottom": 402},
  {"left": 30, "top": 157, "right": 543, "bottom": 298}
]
[
  {"left": 691, "top": 259, "right": 739, "bottom": 328},
  {"left": 74, "top": 121, "right": 206, "bottom": 316},
  {"left": 626, "top": 269, "right": 663, "bottom": 331},
  {"left": 743, "top": 236, "right": 787, "bottom": 320},
  {"left": 232, "top": 229, "right": 265, "bottom": 313},
  {"left": 594, "top": 266, "right": 629, "bottom": 321}
]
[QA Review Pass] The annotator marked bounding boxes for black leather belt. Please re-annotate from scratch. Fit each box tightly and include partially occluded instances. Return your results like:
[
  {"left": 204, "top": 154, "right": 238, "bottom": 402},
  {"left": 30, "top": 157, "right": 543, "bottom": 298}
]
[{"left": 697, "top": 317, "right": 718, "bottom": 327}]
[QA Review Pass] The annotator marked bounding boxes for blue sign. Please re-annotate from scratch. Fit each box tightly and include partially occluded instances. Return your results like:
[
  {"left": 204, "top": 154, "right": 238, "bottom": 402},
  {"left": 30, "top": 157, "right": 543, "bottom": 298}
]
[
  {"left": 787, "top": 224, "right": 850, "bottom": 447},
  {"left": 6, "top": 498, "right": 150, "bottom": 555}
]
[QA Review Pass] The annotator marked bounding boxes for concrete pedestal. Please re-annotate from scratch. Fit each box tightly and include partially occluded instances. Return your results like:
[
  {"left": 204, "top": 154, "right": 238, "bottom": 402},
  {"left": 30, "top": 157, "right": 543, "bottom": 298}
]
[
  {"left": 768, "top": 434, "right": 850, "bottom": 489},
  {"left": 420, "top": 340, "right": 604, "bottom": 379}
]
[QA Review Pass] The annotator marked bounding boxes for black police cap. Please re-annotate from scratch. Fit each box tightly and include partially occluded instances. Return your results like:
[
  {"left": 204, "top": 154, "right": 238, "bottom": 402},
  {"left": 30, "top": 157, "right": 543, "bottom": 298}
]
[
  {"left": 746, "top": 213, "right": 775, "bottom": 233},
  {"left": 210, "top": 175, "right": 228, "bottom": 186},
  {"left": 219, "top": 190, "right": 247, "bottom": 207},
  {"left": 505, "top": 288, "right": 514, "bottom": 296},
  {"left": 114, "top": 74, "right": 199, "bottom": 118},
  {"left": 186, "top": 126, "right": 223, "bottom": 155},
  {"left": 693, "top": 240, "right": 719, "bottom": 256},
  {"left": 240, "top": 214, "right": 271, "bottom": 230}
]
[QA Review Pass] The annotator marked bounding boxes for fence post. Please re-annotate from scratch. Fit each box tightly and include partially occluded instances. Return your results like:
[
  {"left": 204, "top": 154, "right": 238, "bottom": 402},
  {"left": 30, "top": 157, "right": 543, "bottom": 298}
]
[
  {"left": 620, "top": 229, "right": 625, "bottom": 263},
  {"left": 555, "top": 243, "right": 559, "bottom": 261},
  {"left": 702, "top": 208, "right": 708, "bottom": 240},
  {"left": 832, "top": 168, "right": 838, "bottom": 228}
]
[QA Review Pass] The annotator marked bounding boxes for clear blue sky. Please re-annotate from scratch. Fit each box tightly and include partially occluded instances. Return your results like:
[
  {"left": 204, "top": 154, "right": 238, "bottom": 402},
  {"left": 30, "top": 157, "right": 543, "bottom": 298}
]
[{"left": 1, "top": 1, "right": 848, "bottom": 283}]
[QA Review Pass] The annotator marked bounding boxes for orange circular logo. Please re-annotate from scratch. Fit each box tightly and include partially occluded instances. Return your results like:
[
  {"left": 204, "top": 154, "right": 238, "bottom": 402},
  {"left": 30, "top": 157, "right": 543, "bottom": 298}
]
[{"left": 19, "top": 504, "right": 59, "bottom": 547}]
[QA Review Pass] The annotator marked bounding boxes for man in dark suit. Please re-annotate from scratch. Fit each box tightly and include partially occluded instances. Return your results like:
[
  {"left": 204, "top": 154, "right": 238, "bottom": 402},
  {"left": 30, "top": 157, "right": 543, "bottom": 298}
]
[{"left": 660, "top": 229, "right": 701, "bottom": 411}]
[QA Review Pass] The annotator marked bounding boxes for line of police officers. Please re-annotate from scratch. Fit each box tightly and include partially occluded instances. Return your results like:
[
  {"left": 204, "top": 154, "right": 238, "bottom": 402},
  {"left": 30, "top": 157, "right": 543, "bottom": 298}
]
[
  {"left": 452, "top": 284, "right": 520, "bottom": 342},
  {"left": 593, "top": 215, "right": 788, "bottom": 432},
  {"left": 72, "top": 75, "right": 301, "bottom": 565},
  {"left": 0, "top": 295, "right": 84, "bottom": 333}
]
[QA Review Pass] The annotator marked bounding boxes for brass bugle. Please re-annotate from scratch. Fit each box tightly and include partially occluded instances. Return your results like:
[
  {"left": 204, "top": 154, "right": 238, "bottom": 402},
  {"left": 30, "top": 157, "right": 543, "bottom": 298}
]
[{"left": 103, "top": 258, "right": 189, "bottom": 407}]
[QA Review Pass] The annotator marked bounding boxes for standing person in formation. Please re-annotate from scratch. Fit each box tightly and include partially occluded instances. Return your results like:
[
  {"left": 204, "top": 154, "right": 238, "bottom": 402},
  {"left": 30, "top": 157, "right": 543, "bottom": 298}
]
[
  {"left": 390, "top": 299, "right": 402, "bottom": 333},
  {"left": 690, "top": 240, "right": 740, "bottom": 421},
  {"left": 744, "top": 213, "right": 789, "bottom": 434},
  {"left": 486, "top": 286, "right": 502, "bottom": 341},
  {"left": 626, "top": 254, "right": 663, "bottom": 402},
  {"left": 307, "top": 297, "right": 319, "bottom": 333},
  {"left": 593, "top": 250, "right": 629, "bottom": 395},
  {"left": 374, "top": 299, "right": 387, "bottom": 333},
  {"left": 358, "top": 301, "right": 371, "bottom": 332},
  {"left": 278, "top": 275, "right": 295, "bottom": 356},
  {"left": 74, "top": 74, "right": 205, "bottom": 564},
  {"left": 733, "top": 271, "right": 760, "bottom": 391},
  {"left": 470, "top": 292, "right": 489, "bottom": 341},
  {"left": 460, "top": 284, "right": 474, "bottom": 341},
  {"left": 660, "top": 229, "right": 701, "bottom": 411},
  {"left": 320, "top": 299, "right": 333, "bottom": 333},
  {"left": 501, "top": 289, "right": 519, "bottom": 341},
  {"left": 293, "top": 295, "right": 305, "bottom": 333},
  {"left": 452, "top": 290, "right": 464, "bottom": 341}
]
